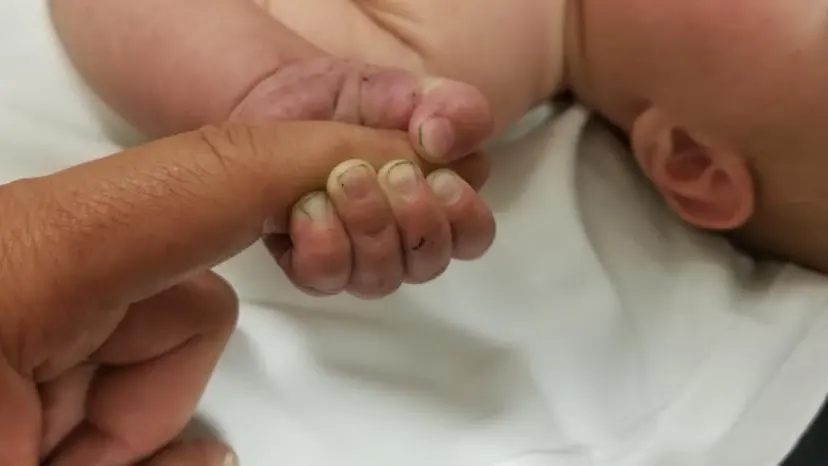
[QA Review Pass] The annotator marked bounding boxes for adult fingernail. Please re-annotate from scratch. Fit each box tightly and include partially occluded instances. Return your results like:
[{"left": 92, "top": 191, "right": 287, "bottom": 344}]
[
  {"left": 386, "top": 161, "right": 421, "bottom": 196},
  {"left": 298, "top": 192, "right": 331, "bottom": 222},
  {"left": 333, "top": 160, "right": 374, "bottom": 200},
  {"left": 418, "top": 117, "right": 455, "bottom": 160},
  {"left": 221, "top": 451, "right": 238, "bottom": 466},
  {"left": 428, "top": 170, "right": 463, "bottom": 205}
]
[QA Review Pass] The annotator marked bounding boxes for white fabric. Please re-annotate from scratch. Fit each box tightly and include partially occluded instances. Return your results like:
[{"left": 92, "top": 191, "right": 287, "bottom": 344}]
[{"left": 6, "top": 1, "right": 828, "bottom": 465}]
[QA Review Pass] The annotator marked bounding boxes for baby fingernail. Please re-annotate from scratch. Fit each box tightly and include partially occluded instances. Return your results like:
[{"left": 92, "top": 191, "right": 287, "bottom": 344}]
[
  {"left": 335, "top": 161, "right": 374, "bottom": 200},
  {"left": 418, "top": 117, "right": 455, "bottom": 159},
  {"left": 386, "top": 161, "right": 421, "bottom": 196},
  {"left": 299, "top": 192, "right": 331, "bottom": 221},
  {"left": 428, "top": 170, "right": 463, "bottom": 205}
]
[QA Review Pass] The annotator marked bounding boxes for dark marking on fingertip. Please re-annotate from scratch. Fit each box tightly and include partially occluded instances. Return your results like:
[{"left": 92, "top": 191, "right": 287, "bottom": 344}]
[{"left": 412, "top": 237, "right": 426, "bottom": 251}]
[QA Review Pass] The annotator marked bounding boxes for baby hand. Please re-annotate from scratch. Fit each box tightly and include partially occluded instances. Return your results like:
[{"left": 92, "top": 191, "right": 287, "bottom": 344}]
[
  {"left": 267, "top": 159, "right": 494, "bottom": 298},
  {"left": 235, "top": 58, "right": 496, "bottom": 298},
  {"left": 50, "top": 0, "right": 499, "bottom": 298}
]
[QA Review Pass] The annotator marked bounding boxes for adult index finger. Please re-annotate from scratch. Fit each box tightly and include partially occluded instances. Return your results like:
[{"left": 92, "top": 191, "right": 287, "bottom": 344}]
[{"left": 0, "top": 121, "right": 488, "bottom": 313}]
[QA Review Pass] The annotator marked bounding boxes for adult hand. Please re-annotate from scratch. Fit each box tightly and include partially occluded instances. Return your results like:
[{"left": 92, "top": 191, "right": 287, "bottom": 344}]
[{"left": 0, "top": 121, "right": 488, "bottom": 465}]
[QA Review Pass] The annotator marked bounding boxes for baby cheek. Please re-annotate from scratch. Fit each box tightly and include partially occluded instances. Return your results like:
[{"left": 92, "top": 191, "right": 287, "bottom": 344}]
[
  {"left": 667, "top": 0, "right": 815, "bottom": 58},
  {"left": 682, "top": 1, "right": 827, "bottom": 104},
  {"left": 610, "top": 0, "right": 788, "bottom": 52}
]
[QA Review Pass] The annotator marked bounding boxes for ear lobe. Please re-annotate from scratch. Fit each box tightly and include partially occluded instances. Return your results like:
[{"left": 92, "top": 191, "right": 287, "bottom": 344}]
[{"left": 630, "top": 107, "right": 755, "bottom": 230}]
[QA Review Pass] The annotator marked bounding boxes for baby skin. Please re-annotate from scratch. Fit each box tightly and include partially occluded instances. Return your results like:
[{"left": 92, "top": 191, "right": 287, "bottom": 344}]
[{"left": 51, "top": 0, "right": 828, "bottom": 285}]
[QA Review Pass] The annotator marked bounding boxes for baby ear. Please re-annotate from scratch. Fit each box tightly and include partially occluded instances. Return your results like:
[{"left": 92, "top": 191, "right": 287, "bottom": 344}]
[{"left": 630, "top": 107, "right": 755, "bottom": 230}]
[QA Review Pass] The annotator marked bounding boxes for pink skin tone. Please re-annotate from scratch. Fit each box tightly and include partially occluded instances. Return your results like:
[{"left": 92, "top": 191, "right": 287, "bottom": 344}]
[{"left": 568, "top": 0, "right": 828, "bottom": 272}]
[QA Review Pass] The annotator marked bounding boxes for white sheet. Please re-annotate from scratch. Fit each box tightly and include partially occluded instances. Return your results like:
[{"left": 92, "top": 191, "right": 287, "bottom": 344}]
[{"left": 6, "top": 2, "right": 828, "bottom": 465}]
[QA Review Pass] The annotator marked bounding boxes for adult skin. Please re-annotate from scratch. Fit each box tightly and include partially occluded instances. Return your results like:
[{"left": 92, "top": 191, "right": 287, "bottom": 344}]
[{"left": 0, "top": 121, "right": 488, "bottom": 466}]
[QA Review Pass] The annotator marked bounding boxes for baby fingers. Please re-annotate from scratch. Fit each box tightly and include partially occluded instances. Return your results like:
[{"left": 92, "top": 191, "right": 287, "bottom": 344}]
[{"left": 273, "top": 159, "right": 495, "bottom": 300}]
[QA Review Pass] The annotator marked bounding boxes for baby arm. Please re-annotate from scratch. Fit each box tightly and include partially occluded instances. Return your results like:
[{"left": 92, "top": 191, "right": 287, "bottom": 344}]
[{"left": 49, "top": 0, "right": 496, "bottom": 297}]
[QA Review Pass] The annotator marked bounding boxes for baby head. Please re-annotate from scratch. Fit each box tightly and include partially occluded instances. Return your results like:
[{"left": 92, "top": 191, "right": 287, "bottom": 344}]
[{"left": 567, "top": 0, "right": 828, "bottom": 271}]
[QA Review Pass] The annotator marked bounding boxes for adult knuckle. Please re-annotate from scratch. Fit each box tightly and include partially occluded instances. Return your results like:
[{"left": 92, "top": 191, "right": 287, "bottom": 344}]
[
  {"left": 194, "top": 122, "right": 295, "bottom": 186},
  {"left": 194, "top": 124, "right": 253, "bottom": 177}
]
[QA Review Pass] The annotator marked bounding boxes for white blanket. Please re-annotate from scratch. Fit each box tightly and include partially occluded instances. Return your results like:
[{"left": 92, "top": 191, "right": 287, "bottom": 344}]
[{"left": 6, "top": 2, "right": 828, "bottom": 465}]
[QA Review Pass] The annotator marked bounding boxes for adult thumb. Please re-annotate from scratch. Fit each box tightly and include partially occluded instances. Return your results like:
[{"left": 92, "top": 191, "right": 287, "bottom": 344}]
[
  {"left": 144, "top": 440, "right": 235, "bottom": 466},
  {"left": 3, "top": 121, "right": 489, "bottom": 314}
]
